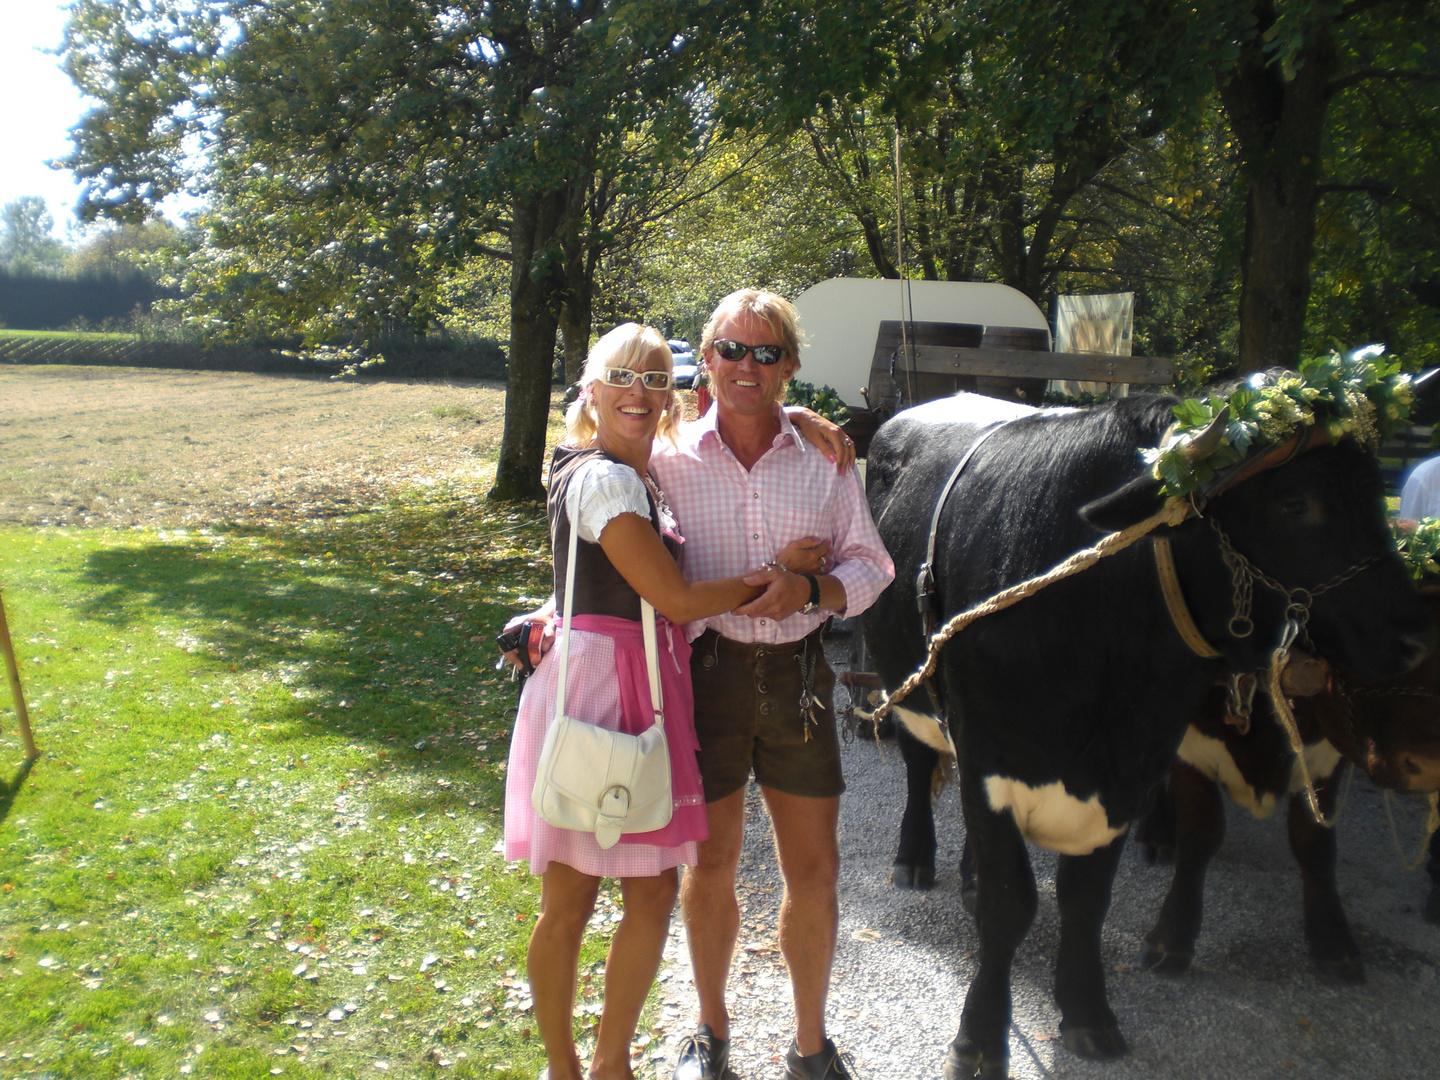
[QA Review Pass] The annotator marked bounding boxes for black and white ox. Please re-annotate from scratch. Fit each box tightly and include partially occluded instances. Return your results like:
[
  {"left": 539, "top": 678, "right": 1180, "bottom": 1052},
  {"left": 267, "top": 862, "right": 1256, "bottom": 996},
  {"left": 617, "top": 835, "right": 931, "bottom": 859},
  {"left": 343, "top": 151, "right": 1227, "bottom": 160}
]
[{"left": 862, "top": 390, "right": 1433, "bottom": 1079}]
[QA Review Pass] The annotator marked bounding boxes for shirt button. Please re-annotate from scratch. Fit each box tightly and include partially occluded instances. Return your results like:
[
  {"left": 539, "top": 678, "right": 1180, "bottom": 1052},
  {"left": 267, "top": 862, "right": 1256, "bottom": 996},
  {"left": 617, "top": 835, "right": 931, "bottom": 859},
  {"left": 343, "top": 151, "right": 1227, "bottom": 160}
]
[
  {"left": 759, "top": 702, "right": 772, "bottom": 716},
  {"left": 752, "top": 492, "right": 760, "bottom": 499},
  {"left": 752, "top": 532, "right": 759, "bottom": 539},
  {"left": 758, "top": 682, "right": 770, "bottom": 694}
]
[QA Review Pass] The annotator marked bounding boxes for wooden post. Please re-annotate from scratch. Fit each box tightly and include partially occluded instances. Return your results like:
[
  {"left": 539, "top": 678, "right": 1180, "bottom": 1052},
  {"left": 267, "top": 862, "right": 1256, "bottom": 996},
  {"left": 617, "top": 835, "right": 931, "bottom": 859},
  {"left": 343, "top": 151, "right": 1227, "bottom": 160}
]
[{"left": 0, "top": 588, "right": 39, "bottom": 762}]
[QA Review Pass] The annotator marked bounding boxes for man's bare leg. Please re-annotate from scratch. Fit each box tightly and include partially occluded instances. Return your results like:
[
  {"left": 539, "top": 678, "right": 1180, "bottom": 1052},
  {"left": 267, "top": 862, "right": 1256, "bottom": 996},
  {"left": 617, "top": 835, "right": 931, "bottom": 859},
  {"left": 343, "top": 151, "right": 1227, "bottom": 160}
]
[
  {"left": 679, "top": 788, "right": 747, "bottom": 1039},
  {"left": 762, "top": 787, "right": 840, "bottom": 1057}
]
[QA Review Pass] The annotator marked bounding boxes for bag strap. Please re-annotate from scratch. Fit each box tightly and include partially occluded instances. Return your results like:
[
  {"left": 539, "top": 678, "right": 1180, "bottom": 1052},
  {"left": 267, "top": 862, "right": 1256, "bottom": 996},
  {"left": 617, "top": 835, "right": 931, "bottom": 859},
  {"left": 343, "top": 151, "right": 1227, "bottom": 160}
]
[{"left": 553, "top": 471, "right": 665, "bottom": 729}]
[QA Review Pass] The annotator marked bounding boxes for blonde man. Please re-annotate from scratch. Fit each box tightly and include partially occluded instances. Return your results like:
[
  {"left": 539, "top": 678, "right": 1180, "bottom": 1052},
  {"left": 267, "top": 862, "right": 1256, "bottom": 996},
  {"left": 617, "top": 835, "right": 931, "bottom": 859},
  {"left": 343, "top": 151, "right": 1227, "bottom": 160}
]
[{"left": 655, "top": 290, "right": 894, "bottom": 1080}]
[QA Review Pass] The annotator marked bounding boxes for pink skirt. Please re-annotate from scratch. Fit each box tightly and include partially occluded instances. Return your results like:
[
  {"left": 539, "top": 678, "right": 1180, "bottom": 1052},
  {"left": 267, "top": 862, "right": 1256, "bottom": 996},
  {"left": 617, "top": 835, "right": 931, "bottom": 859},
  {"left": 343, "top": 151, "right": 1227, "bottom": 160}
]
[{"left": 504, "top": 614, "right": 708, "bottom": 877}]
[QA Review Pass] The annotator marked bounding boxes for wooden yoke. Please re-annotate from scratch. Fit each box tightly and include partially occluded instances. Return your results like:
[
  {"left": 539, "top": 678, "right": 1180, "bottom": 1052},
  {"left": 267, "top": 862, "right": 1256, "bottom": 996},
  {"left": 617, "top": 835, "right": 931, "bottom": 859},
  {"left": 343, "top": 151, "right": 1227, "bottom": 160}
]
[{"left": 864, "top": 319, "right": 1173, "bottom": 420}]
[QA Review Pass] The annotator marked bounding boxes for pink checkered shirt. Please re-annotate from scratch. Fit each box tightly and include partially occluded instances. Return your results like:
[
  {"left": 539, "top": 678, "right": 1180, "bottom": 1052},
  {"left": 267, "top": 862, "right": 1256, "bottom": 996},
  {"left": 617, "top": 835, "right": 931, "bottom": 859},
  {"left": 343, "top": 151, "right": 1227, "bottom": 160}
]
[{"left": 651, "top": 406, "right": 894, "bottom": 644}]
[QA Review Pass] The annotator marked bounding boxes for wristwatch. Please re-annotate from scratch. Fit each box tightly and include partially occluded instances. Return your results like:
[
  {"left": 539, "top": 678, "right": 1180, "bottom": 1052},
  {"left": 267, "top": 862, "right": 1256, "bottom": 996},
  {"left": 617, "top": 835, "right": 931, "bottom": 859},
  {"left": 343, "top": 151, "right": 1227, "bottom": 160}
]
[{"left": 800, "top": 573, "right": 821, "bottom": 615}]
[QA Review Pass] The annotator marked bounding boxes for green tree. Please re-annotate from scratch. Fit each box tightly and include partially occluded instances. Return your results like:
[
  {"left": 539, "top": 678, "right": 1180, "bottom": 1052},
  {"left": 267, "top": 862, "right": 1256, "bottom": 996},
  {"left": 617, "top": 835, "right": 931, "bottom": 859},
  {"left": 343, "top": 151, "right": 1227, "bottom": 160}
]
[
  {"left": 65, "top": 218, "right": 181, "bottom": 280},
  {"left": 61, "top": 0, "right": 716, "bottom": 501},
  {"left": 1192, "top": 0, "right": 1440, "bottom": 369},
  {"left": 0, "top": 197, "right": 69, "bottom": 274},
  {"left": 721, "top": 1, "right": 1218, "bottom": 306}
]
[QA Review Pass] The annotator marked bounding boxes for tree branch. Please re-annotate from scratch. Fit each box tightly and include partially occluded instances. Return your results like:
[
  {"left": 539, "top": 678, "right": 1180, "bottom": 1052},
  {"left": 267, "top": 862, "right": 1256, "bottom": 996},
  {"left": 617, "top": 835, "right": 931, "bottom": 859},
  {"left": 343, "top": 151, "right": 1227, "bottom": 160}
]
[{"left": 1330, "top": 68, "right": 1440, "bottom": 96}]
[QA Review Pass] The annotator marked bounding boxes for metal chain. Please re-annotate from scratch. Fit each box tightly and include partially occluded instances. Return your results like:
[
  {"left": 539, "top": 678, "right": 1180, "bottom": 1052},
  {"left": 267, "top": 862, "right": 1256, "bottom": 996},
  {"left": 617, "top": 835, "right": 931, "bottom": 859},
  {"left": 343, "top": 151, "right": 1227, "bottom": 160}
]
[
  {"left": 1216, "top": 529, "right": 1256, "bottom": 637},
  {"left": 1209, "top": 519, "right": 1381, "bottom": 640}
]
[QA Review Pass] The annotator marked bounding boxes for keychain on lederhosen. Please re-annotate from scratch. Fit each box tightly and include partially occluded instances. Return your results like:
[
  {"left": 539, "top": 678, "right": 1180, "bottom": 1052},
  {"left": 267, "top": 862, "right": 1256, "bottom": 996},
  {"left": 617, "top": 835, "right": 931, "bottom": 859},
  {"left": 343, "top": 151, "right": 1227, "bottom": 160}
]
[{"left": 798, "top": 642, "right": 826, "bottom": 742}]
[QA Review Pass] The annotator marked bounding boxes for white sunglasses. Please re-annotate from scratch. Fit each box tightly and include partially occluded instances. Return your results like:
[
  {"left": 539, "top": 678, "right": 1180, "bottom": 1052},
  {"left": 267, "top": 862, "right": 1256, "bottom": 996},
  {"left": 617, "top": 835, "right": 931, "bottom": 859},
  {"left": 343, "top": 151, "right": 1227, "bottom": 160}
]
[{"left": 600, "top": 367, "right": 673, "bottom": 391}]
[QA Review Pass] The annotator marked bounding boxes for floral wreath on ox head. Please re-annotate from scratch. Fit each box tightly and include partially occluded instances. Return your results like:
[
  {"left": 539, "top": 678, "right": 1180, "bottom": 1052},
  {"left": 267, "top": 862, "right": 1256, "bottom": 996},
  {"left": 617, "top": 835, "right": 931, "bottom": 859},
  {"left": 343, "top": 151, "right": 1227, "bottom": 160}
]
[
  {"left": 1142, "top": 345, "right": 1421, "bottom": 500},
  {"left": 1136, "top": 344, "right": 1440, "bottom": 577}
]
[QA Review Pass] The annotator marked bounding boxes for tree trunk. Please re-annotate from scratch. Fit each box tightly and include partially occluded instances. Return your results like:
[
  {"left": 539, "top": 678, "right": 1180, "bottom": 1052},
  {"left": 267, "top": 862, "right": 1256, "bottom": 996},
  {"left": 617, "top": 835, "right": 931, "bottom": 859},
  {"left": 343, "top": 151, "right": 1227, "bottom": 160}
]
[
  {"left": 1219, "top": 5, "right": 1336, "bottom": 372},
  {"left": 559, "top": 205, "right": 594, "bottom": 385},
  {"left": 560, "top": 296, "right": 591, "bottom": 385},
  {"left": 559, "top": 178, "right": 594, "bottom": 383},
  {"left": 489, "top": 189, "right": 566, "bottom": 503}
]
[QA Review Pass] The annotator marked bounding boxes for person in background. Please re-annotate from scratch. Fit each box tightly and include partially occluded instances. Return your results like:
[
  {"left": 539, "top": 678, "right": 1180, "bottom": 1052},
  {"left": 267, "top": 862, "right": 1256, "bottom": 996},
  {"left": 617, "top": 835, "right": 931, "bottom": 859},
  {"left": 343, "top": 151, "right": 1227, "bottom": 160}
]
[
  {"left": 1400, "top": 453, "right": 1440, "bottom": 521},
  {"left": 657, "top": 289, "right": 893, "bottom": 1080}
]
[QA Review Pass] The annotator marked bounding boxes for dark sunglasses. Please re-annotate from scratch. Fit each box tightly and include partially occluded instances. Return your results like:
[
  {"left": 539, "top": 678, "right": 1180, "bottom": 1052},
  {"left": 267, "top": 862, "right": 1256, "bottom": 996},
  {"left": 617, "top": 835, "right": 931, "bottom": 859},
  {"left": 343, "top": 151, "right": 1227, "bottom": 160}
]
[{"left": 712, "top": 338, "right": 787, "bottom": 365}]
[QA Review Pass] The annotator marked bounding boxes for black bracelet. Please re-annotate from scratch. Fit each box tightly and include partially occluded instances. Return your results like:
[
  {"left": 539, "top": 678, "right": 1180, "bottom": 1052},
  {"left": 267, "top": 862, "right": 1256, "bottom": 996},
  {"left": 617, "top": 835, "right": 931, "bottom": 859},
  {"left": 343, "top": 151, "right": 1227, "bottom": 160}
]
[{"left": 800, "top": 573, "right": 821, "bottom": 614}]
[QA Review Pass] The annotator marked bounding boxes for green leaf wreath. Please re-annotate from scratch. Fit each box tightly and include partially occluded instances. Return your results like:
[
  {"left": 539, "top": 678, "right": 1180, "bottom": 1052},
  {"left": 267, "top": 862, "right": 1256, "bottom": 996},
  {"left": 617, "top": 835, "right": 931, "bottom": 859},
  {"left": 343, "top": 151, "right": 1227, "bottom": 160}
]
[
  {"left": 1141, "top": 348, "right": 1416, "bottom": 499},
  {"left": 1394, "top": 517, "right": 1440, "bottom": 583}
]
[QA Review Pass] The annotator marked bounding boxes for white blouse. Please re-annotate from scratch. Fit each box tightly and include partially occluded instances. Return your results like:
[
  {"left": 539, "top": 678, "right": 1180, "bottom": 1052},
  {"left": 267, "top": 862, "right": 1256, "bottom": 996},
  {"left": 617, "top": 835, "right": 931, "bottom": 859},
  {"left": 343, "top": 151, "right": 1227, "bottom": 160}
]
[{"left": 570, "top": 458, "right": 676, "bottom": 543}]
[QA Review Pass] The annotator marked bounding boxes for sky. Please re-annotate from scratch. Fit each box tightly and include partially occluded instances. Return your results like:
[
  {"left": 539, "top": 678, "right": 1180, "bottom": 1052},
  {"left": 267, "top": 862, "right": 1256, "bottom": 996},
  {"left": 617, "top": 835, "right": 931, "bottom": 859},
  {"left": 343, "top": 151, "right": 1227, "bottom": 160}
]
[{"left": 0, "top": 2, "right": 93, "bottom": 239}]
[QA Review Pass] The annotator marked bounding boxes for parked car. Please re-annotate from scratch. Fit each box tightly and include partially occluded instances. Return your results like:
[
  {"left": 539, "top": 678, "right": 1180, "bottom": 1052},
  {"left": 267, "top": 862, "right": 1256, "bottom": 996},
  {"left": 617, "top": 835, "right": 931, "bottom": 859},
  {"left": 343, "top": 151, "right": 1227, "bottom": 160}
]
[{"left": 669, "top": 339, "right": 698, "bottom": 388}]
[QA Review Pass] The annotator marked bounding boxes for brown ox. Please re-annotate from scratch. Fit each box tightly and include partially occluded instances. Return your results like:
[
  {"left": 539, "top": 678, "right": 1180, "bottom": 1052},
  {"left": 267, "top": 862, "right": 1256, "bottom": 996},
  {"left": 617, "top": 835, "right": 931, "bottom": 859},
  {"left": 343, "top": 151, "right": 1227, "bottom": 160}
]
[{"left": 1136, "top": 589, "right": 1440, "bottom": 982}]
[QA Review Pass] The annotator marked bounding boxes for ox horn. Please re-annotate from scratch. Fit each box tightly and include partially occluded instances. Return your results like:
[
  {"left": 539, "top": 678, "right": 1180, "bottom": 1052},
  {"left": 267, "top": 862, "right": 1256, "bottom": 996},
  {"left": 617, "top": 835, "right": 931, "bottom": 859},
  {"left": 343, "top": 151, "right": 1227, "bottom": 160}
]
[
  {"left": 1179, "top": 405, "right": 1230, "bottom": 461},
  {"left": 1412, "top": 367, "right": 1440, "bottom": 397}
]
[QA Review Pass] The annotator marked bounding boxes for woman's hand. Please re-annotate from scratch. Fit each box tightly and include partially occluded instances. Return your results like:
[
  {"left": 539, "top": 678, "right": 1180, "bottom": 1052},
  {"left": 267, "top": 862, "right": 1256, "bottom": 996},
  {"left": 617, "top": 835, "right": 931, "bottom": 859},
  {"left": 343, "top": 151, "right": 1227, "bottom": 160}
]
[
  {"left": 776, "top": 536, "right": 833, "bottom": 575},
  {"left": 499, "top": 604, "right": 555, "bottom": 672},
  {"left": 786, "top": 406, "right": 856, "bottom": 473},
  {"left": 732, "top": 565, "right": 810, "bottom": 620}
]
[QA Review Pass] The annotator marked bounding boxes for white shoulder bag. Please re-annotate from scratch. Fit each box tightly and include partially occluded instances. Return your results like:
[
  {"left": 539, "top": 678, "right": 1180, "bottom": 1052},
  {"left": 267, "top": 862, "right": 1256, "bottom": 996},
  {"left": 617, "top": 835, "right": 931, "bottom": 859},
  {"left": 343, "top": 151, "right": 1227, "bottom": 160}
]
[{"left": 531, "top": 478, "right": 673, "bottom": 849}]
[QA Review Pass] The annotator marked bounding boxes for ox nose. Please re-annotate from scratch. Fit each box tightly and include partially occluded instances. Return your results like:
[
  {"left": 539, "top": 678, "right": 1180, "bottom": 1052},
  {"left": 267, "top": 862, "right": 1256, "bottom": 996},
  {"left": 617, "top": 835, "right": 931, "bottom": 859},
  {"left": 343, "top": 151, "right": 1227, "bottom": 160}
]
[
  {"left": 1397, "top": 752, "right": 1440, "bottom": 794},
  {"left": 1396, "top": 624, "right": 1439, "bottom": 674}
]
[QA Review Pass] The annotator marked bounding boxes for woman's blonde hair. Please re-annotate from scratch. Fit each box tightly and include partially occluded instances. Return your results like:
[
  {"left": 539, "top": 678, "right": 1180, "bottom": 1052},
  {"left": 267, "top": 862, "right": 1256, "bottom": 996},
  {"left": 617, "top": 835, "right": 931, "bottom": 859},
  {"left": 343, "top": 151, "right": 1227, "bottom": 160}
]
[{"left": 563, "top": 322, "right": 680, "bottom": 447}]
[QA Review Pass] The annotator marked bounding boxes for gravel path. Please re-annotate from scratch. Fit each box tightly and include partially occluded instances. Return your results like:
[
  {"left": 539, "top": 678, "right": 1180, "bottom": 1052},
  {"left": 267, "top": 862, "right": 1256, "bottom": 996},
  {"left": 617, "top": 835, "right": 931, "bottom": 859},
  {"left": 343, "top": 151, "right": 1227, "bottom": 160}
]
[{"left": 647, "top": 635, "right": 1440, "bottom": 1080}]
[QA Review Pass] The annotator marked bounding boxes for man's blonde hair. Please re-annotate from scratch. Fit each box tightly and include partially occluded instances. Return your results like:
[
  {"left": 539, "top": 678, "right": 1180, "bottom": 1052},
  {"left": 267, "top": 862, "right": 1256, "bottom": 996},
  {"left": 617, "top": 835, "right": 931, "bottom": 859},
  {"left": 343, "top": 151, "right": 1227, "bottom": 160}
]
[{"left": 563, "top": 323, "right": 680, "bottom": 447}]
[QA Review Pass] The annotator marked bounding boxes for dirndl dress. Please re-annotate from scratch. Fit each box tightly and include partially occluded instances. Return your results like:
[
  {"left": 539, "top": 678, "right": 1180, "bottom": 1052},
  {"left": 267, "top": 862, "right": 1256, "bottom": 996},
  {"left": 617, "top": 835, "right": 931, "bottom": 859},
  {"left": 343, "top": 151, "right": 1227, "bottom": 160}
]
[{"left": 503, "top": 450, "right": 709, "bottom": 877}]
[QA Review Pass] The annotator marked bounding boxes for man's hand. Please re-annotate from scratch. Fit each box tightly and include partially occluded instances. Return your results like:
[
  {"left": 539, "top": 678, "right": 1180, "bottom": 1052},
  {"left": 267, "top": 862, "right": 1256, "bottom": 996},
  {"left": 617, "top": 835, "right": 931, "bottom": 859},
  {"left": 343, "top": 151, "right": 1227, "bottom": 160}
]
[
  {"left": 732, "top": 567, "right": 811, "bottom": 620},
  {"left": 776, "top": 536, "right": 833, "bottom": 575}
]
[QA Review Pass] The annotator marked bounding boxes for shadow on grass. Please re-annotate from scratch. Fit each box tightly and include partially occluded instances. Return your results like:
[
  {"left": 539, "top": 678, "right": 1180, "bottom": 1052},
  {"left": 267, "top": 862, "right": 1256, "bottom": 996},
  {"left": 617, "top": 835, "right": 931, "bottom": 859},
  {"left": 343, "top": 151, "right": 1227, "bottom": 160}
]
[
  {"left": 0, "top": 755, "right": 38, "bottom": 827},
  {"left": 71, "top": 492, "right": 551, "bottom": 791}
]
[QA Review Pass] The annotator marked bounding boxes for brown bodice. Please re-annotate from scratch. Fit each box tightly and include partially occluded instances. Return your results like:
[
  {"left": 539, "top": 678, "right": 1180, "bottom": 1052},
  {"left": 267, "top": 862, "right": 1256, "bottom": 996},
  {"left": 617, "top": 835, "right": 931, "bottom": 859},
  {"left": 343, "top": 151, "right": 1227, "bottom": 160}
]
[{"left": 548, "top": 445, "right": 677, "bottom": 621}]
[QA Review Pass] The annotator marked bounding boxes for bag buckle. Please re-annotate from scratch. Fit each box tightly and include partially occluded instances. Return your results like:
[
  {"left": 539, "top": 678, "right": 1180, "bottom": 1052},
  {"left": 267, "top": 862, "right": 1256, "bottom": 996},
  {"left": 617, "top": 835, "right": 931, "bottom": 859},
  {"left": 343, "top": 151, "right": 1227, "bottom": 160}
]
[{"left": 595, "top": 784, "right": 632, "bottom": 849}]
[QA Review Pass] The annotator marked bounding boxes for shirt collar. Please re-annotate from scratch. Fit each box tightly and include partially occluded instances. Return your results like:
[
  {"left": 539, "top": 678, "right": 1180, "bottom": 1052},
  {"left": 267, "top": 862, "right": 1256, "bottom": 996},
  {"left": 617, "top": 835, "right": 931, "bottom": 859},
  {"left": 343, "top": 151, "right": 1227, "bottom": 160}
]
[{"left": 687, "top": 404, "right": 806, "bottom": 455}]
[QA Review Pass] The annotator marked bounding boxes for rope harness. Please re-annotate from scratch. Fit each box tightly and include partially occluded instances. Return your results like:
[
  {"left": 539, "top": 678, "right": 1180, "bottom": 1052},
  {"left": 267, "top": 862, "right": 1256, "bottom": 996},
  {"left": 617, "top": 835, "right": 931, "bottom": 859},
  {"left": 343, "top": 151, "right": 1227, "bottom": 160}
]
[
  {"left": 857, "top": 494, "right": 1194, "bottom": 726},
  {"left": 1383, "top": 789, "right": 1440, "bottom": 872}
]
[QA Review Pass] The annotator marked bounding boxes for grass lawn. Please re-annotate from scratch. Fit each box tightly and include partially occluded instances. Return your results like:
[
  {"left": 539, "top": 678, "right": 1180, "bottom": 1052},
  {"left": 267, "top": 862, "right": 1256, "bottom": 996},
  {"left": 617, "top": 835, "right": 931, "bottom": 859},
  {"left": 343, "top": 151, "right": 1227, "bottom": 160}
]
[
  {"left": 0, "top": 485, "right": 627, "bottom": 1079},
  {"left": 0, "top": 330, "right": 140, "bottom": 343}
]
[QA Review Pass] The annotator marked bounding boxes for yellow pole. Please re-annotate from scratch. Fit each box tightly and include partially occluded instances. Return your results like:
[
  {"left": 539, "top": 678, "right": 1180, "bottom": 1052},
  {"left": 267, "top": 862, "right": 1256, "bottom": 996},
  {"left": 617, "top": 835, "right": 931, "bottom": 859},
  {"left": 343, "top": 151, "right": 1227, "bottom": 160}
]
[{"left": 0, "top": 588, "right": 39, "bottom": 762}]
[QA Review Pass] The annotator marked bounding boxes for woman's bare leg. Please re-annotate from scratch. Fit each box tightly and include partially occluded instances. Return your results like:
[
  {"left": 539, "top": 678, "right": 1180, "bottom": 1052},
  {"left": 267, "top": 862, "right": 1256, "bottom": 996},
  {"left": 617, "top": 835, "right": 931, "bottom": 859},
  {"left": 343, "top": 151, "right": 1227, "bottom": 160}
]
[
  {"left": 530, "top": 862, "right": 602, "bottom": 1080},
  {"left": 589, "top": 869, "right": 680, "bottom": 1080}
]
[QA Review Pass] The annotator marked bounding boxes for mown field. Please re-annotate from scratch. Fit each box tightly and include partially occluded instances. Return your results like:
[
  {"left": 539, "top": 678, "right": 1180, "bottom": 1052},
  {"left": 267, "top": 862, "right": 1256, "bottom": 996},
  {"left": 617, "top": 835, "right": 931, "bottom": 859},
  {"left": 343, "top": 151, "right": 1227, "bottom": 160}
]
[{"left": 0, "top": 367, "right": 600, "bottom": 1079}]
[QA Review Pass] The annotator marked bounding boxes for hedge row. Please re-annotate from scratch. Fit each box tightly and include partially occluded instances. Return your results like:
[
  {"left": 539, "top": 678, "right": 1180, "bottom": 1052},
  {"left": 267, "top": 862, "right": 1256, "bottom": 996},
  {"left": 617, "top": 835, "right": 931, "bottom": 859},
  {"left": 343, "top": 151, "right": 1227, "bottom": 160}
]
[
  {"left": 0, "top": 267, "right": 166, "bottom": 330},
  {"left": 0, "top": 331, "right": 511, "bottom": 379}
]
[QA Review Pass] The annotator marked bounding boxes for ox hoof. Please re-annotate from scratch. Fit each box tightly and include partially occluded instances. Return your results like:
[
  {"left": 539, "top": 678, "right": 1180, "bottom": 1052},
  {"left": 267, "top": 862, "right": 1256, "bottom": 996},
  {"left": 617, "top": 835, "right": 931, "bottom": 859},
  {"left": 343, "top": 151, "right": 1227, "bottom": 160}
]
[
  {"left": 942, "top": 1040, "right": 1007, "bottom": 1080},
  {"left": 1312, "top": 954, "right": 1366, "bottom": 985},
  {"left": 1424, "top": 886, "right": 1440, "bottom": 926},
  {"left": 1060, "top": 1022, "right": 1128, "bottom": 1061},
  {"left": 893, "top": 863, "right": 935, "bottom": 890},
  {"left": 1135, "top": 841, "right": 1175, "bottom": 866},
  {"left": 959, "top": 879, "right": 977, "bottom": 916},
  {"left": 1138, "top": 937, "right": 1192, "bottom": 976}
]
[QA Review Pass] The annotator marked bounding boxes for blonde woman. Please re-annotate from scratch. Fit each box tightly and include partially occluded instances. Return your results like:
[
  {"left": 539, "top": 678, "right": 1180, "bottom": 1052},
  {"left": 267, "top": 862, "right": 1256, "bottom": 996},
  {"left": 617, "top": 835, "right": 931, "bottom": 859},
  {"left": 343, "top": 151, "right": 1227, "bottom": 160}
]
[{"left": 506, "top": 323, "right": 800, "bottom": 1080}]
